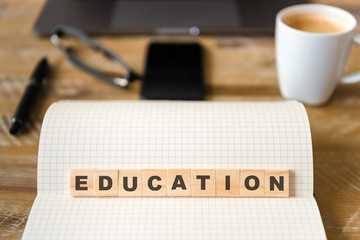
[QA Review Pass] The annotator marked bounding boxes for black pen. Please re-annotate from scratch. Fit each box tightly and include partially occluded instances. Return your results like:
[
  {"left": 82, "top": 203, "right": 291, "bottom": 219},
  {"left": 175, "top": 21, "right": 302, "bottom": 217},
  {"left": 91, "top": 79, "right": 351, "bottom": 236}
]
[{"left": 10, "top": 57, "right": 50, "bottom": 135}]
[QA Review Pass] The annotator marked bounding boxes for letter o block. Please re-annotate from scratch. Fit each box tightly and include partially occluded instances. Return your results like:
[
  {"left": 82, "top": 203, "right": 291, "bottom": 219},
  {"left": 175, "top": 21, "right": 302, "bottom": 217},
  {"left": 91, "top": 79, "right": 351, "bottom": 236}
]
[{"left": 240, "top": 169, "right": 265, "bottom": 197}]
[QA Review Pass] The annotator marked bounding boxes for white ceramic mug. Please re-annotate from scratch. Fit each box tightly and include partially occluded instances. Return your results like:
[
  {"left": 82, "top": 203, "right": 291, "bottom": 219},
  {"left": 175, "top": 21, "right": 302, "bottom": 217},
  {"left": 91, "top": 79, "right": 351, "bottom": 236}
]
[{"left": 276, "top": 4, "right": 360, "bottom": 106}]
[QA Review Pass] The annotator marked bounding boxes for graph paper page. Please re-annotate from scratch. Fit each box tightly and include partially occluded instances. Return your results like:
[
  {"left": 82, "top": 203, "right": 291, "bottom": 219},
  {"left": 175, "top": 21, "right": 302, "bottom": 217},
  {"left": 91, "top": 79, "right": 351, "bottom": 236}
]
[{"left": 23, "top": 101, "right": 326, "bottom": 239}]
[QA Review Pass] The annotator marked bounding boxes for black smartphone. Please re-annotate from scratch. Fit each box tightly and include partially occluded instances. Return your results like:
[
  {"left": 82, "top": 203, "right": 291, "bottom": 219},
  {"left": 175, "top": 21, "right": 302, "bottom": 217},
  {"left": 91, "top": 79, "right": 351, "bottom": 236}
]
[{"left": 141, "top": 43, "right": 205, "bottom": 100}]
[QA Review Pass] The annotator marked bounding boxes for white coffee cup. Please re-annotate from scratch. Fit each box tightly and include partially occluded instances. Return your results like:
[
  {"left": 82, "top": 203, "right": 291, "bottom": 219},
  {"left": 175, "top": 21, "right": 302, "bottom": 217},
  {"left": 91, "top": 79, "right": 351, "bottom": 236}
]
[{"left": 276, "top": 4, "right": 360, "bottom": 106}]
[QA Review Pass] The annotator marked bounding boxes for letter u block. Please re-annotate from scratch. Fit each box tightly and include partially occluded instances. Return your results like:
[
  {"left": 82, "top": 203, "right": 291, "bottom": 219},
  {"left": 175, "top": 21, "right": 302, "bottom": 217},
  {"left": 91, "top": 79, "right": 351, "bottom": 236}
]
[
  {"left": 94, "top": 169, "right": 118, "bottom": 197},
  {"left": 119, "top": 169, "right": 142, "bottom": 196}
]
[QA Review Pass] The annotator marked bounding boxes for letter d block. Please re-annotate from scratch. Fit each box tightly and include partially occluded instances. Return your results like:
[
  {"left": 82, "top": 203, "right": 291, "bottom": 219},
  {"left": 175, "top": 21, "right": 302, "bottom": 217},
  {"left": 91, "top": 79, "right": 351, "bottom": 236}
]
[
  {"left": 265, "top": 170, "right": 289, "bottom": 197},
  {"left": 94, "top": 169, "right": 118, "bottom": 197},
  {"left": 70, "top": 169, "right": 94, "bottom": 197},
  {"left": 142, "top": 169, "right": 167, "bottom": 197},
  {"left": 191, "top": 169, "right": 216, "bottom": 197},
  {"left": 240, "top": 169, "right": 265, "bottom": 197}
]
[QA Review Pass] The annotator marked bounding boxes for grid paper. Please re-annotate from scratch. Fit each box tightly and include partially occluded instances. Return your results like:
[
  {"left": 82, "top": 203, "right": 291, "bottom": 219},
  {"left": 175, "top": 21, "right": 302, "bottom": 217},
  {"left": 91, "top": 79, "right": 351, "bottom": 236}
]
[{"left": 22, "top": 101, "right": 326, "bottom": 239}]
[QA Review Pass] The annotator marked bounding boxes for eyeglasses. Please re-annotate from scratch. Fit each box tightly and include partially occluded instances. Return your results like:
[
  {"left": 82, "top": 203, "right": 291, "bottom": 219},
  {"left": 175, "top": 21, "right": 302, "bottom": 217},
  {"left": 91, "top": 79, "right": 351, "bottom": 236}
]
[{"left": 50, "top": 25, "right": 140, "bottom": 88}]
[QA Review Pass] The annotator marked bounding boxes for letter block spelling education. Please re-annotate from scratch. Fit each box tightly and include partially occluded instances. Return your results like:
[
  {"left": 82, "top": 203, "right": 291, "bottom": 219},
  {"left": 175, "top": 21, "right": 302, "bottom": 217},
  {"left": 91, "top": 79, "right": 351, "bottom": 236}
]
[{"left": 70, "top": 169, "right": 289, "bottom": 197}]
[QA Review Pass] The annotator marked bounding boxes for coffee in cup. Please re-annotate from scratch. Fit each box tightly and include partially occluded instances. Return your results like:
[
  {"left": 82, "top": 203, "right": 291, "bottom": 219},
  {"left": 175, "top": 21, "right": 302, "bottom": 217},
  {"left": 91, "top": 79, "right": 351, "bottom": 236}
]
[
  {"left": 276, "top": 4, "right": 360, "bottom": 106},
  {"left": 282, "top": 12, "right": 350, "bottom": 33}
]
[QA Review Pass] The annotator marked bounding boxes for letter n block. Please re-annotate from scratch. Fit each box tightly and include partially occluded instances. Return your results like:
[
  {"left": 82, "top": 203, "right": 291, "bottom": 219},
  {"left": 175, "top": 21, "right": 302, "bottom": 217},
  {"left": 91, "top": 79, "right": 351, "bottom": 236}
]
[
  {"left": 191, "top": 169, "right": 216, "bottom": 197},
  {"left": 94, "top": 169, "right": 118, "bottom": 197},
  {"left": 142, "top": 169, "right": 167, "bottom": 197},
  {"left": 240, "top": 169, "right": 265, "bottom": 197},
  {"left": 167, "top": 169, "right": 191, "bottom": 197},
  {"left": 119, "top": 169, "right": 142, "bottom": 197},
  {"left": 70, "top": 169, "right": 94, "bottom": 197},
  {"left": 265, "top": 170, "right": 289, "bottom": 197},
  {"left": 216, "top": 169, "right": 240, "bottom": 197}
]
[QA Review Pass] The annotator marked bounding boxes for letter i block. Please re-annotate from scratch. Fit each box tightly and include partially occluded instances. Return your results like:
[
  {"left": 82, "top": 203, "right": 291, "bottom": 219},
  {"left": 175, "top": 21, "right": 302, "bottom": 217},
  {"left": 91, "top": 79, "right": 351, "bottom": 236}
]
[
  {"left": 142, "top": 169, "right": 167, "bottom": 197},
  {"left": 119, "top": 169, "right": 142, "bottom": 197},
  {"left": 240, "top": 169, "right": 265, "bottom": 197},
  {"left": 167, "top": 169, "right": 191, "bottom": 197},
  {"left": 94, "top": 169, "right": 118, "bottom": 197},
  {"left": 191, "top": 169, "right": 216, "bottom": 197},
  {"left": 265, "top": 170, "right": 289, "bottom": 197},
  {"left": 70, "top": 169, "right": 95, "bottom": 197},
  {"left": 216, "top": 169, "right": 240, "bottom": 197}
]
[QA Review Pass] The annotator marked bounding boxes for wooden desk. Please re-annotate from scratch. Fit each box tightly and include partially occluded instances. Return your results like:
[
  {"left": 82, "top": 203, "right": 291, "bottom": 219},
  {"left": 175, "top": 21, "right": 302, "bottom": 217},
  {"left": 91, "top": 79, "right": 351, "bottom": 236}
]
[{"left": 0, "top": 0, "right": 359, "bottom": 239}]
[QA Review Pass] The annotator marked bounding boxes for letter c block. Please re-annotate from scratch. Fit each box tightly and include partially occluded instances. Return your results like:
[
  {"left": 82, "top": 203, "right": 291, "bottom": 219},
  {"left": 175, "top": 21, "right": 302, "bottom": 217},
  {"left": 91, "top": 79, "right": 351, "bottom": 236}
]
[{"left": 142, "top": 169, "right": 167, "bottom": 197}]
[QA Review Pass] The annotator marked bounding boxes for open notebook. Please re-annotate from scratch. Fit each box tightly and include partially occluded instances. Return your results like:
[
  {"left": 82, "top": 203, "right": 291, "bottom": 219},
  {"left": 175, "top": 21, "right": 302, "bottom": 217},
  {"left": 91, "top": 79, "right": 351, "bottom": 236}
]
[{"left": 23, "top": 101, "right": 326, "bottom": 239}]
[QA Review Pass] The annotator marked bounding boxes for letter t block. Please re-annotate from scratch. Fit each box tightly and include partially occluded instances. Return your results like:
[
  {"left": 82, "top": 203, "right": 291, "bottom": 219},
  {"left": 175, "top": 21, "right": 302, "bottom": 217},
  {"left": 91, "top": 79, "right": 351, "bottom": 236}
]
[{"left": 191, "top": 169, "right": 216, "bottom": 196}]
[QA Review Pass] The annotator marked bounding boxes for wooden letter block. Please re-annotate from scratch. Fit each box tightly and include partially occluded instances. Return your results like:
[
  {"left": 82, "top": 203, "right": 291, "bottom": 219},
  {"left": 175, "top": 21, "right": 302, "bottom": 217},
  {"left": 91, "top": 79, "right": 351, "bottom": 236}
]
[
  {"left": 70, "top": 169, "right": 95, "bottom": 197},
  {"left": 119, "top": 169, "right": 142, "bottom": 197},
  {"left": 142, "top": 169, "right": 167, "bottom": 197},
  {"left": 167, "top": 169, "right": 191, "bottom": 197},
  {"left": 94, "top": 169, "right": 118, "bottom": 197},
  {"left": 240, "top": 169, "right": 265, "bottom": 197},
  {"left": 191, "top": 169, "right": 216, "bottom": 197},
  {"left": 216, "top": 169, "right": 240, "bottom": 197},
  {"left": 265, "top": 170, "right": 289, "bottom": 197}
]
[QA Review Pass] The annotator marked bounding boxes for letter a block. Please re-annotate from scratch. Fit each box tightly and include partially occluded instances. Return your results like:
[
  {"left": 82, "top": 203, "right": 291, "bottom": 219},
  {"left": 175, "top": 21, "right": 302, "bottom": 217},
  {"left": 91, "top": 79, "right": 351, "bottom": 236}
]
[
  {"left": 142, "top": 169, "right": 167, "bottom": 197},
  {"left": 191, "top": 169, "right": 216, "bottom": 196},
  {"left": 240, "top": 169, "right": 265, "bottom": 197},
  {"left": 70, "top": 169, "right": 95, "bottom": 196},
  {"left": 119, "top": 169, "right": 142, "bottom": 197},
  {"left": 94, "top": 169, "right": 118, "bottom": 197},
  {"left": 216, "top": 169, "right": 240, "bottom": 197},
  {"left": 167, "top": 169, "right": 191, "bottom": 197},
  {"left": 265, "top": 170, "right": 289, "bottom": 197}
]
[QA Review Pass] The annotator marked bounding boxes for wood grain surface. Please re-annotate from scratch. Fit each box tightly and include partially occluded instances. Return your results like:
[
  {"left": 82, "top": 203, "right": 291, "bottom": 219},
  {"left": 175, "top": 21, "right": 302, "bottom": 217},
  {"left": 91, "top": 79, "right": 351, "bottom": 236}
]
[{"left": 0, "top": 0, "right": 360, "bottom": 239}]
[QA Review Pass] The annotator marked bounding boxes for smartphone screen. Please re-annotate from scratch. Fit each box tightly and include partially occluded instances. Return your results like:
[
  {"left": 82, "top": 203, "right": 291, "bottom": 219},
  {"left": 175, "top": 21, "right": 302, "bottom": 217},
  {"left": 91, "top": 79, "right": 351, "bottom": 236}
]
[{"left": 141, "top": 43, "right": 205, "bottom": 100}]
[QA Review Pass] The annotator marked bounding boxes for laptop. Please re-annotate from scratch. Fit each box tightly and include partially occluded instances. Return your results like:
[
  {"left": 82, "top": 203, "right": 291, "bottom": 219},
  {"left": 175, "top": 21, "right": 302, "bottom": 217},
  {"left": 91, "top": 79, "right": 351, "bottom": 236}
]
[{"left": 34, "top": 0, "right": 305, "bottom": 36}]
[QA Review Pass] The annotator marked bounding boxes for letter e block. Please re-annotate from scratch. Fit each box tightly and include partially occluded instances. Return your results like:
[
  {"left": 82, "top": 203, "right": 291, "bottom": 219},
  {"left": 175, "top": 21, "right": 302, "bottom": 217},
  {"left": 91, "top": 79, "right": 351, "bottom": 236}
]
[
  {"left": 142, "top": 169, "right": 167, "bottom": 197},
  {"left": 167, "top": 169, "right": 191, "bottom": 197},
  {"left": 119, "top": 169, "right": 142, "bottom": 197},
  {"left": 191, "top": 169, "right": 216, "bottom": 197},
  {"left": 216, "top": 169, "right": 240, "bottom": 197},
  {"left": 70, "top": 169, "right": 95, "bottom": 197},
  {"left": 240, "top": 169, "right": 265, "bottom": 197},
  {"left": 94, "top": 169, "right": 118, "bottom": 197},
  {"left": 265, "top": 170, "right": 289, "bottom": 197}
]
